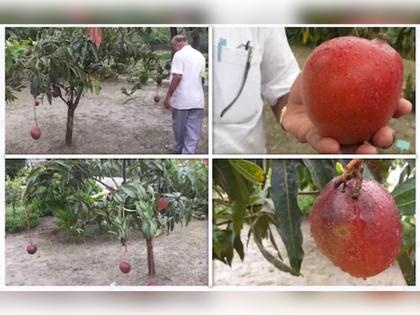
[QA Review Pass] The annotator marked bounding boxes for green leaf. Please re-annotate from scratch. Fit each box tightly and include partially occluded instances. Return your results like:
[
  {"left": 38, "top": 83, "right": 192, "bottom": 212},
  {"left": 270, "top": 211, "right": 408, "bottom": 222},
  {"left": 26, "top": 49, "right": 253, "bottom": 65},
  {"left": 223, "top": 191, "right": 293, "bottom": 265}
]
[
  {"left": 229, "top": 160, "right": 265, "bottom": 184},
  {"left": 365, "top": 160, "right": 392, "bottom": 182},
  {"left": 233, "top": 235, "right": 244, "bottom": 261},
  {"left": 303, "top": 159, "right": 335, "bottom": 189},
  {"left": 213, "top": 160, "right": 252, "bottom": 235},
  {"left": 121, "top": 185, "right": 137, "bottom": 198},
  {"left": 271, "top": 160, "right": 304, "bottom": 273},
  {"left": 252, "top": 225, "right": 301, "bottom": 276},
  {"left": 213, "top": 225, "right": 234, "bottom": 265},
  {"left": 392, "top": 177, "right": 415, "bottom": 215},
  {"left": 302, "top": 30, "right": 309, "bottom": 45},
  {"left": 397, "top": 252, "right": 415, "bottom": 286}
]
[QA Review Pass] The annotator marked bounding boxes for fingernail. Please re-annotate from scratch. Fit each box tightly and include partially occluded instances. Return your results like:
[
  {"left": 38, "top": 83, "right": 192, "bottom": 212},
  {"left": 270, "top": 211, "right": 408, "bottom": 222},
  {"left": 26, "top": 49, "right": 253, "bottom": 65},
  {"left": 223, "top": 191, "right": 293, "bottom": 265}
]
[{"left": 383, "top": 131, "right": 396, "bottom": 149}]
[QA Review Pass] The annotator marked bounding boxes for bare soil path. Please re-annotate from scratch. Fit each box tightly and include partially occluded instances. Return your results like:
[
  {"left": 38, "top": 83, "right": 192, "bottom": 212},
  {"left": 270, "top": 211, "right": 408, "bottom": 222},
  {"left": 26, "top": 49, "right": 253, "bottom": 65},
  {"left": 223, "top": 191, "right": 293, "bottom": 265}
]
[
  {"left": 6, "top": 217, "right": 208, "bottom": 286},
  {"left": 6, "top": 79, "right": 208, "bottom": 154}
]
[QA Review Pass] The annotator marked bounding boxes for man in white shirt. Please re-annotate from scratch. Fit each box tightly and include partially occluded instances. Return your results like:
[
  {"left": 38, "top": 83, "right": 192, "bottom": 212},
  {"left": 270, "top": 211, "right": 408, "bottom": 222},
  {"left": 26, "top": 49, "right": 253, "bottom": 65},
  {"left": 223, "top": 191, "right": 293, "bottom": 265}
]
[
  {"left": 164, "top": 35, "right": 206, "bottom": 154},
  {"left": 214, "top": 27, "right": 412, "bottom": 154}
]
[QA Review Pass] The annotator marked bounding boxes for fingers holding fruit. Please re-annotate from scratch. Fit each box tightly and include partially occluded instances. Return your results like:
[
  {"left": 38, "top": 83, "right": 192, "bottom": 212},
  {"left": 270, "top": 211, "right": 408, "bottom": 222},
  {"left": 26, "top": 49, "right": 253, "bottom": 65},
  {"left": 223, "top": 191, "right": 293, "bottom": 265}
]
[{"left": 393, "top": 98, "right": 412, "bottom": 118}]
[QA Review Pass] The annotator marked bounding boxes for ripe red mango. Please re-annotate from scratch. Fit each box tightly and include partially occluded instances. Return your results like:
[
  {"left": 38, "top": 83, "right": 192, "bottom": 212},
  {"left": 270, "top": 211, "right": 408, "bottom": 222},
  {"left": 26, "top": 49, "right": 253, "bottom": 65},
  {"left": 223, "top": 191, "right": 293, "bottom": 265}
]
[
  {"left": 301, "top": 36, "right": 404, "bottom": 145},
  {"left": 26, "top": 244, "right": 38, "bottom": 255},
  {"left": 156, "top": 197, "right": 169, "bottom": 211},
  {"left": 119, "top": 261, "right": 131, "bottom": 274},
  {"left": 310, "top": 177, "right": 402, "bottom": 278},
  {"left": 31, "top": 127, "right": 41, "bottom": 140}
]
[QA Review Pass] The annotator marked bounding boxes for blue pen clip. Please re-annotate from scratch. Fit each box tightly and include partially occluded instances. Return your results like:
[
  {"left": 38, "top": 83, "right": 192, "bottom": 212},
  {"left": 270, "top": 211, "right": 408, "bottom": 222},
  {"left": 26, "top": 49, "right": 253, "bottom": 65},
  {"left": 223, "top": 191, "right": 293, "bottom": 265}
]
[{"left": 217, "top": 38, "right": 227, "bottom": 62}]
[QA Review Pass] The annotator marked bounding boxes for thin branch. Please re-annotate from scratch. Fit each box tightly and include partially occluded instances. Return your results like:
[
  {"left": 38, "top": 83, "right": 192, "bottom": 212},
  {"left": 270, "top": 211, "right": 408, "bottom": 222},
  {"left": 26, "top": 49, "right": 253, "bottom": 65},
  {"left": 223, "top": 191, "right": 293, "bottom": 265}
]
[
  {"left": 298, "top": 191, "right": 320, "bottom": 196},
  {"left": 92, "top": 177, "right": 117, "bottom": 192},
  {"left": 111, "top": 177, "right": 119, "bottom": 187},
  {"left": 74, "top": 163, "right": 116, "bottom": 192},
  {"left": 59, "top": 94, "right": 69, "bottom": 106},
  {"left": 215, "top": 220, "right": 231, "bottom": 226},
  {"left": 73, "top": 88, "right": 83, "bottom": 108},
  {"left": 215, "top": 213, "right": 259, "bottom": 226}
]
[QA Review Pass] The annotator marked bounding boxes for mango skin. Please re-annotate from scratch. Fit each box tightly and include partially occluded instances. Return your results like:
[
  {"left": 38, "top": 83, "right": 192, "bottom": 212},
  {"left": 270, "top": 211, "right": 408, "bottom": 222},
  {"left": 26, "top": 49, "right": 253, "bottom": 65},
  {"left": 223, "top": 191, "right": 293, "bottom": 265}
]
[
  {"left": 309, "top": 177, "right": 402, "bottom": 278},
  {"left": 301, "top": 36, "right": 404, "bottom": 145},
  {"left": 157, "top": 197, "right": 169, "bottom": 211}
]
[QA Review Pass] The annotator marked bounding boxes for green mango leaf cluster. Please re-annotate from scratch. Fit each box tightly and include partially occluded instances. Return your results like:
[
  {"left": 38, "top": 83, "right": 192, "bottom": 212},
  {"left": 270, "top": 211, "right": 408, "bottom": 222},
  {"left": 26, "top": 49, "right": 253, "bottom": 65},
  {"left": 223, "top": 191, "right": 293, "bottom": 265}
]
[{"left": 20, "top": 159, "right": 208, "bottom": 243}]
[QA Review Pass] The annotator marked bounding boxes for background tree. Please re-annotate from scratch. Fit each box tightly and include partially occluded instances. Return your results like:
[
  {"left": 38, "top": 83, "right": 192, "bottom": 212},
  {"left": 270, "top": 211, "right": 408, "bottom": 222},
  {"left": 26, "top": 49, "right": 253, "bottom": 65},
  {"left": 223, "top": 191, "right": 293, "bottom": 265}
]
[{"left": 5, "top": 159, "right": 27, "bottom": 178}]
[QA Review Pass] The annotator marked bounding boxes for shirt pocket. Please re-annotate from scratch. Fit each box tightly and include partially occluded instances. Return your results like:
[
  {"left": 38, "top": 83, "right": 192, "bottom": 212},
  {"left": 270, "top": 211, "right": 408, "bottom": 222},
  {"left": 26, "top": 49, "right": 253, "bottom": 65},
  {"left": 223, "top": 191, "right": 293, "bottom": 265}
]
[{"left": 214, "top": 46, "right": 263, "bottom": 124}]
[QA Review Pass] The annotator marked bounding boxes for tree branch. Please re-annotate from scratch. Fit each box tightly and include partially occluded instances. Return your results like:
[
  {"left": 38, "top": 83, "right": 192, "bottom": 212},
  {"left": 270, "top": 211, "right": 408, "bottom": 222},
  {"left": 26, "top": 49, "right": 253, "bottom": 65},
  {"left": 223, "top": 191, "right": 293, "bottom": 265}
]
[
  {"left": 92, "top": 177, "right": 117, "bottom": 192},
  {"left": 73, "top": 163, "right": 116, "bottom": 192},
  {"left": 59, "top": 94, "right": 69, "bottom": 106},
  {"left": 298, "top": 191, "right": 320, "bottom": 196}
]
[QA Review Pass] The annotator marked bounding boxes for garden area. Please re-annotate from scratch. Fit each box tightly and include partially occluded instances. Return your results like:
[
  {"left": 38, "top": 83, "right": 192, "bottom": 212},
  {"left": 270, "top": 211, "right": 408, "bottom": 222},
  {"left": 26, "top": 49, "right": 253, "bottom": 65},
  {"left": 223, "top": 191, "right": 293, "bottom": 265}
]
[
  {"left": 5, "top": 27, "right": 208, "bottom": 154},
  {"left": 213, "top": 159, "right": 415, "bottom": 286},
  {"left": 265, "top": 27, "right": 415, "bottom": 154},
  {"left": 6, "top": 159, "right": 208, "bottom": 286}
]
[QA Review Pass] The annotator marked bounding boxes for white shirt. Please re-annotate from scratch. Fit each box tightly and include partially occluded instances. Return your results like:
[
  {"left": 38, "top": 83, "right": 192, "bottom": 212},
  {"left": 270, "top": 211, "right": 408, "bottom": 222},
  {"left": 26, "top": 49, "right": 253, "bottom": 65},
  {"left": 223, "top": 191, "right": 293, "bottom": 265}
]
[
  {"left": 213, "top": 27, "right": 300, "bottom": 153},
  {"left": 170, "top": 45, "right": 206, "bottom": 110}
]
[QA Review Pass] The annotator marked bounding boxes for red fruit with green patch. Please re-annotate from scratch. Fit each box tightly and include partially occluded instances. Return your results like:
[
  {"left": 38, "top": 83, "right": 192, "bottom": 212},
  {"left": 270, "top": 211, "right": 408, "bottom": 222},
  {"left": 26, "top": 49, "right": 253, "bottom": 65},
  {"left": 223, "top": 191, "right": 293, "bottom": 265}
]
[
  {"left": 31, "top": 127, "right": 41, "bottom": 140},
  {"left": 309, "top": 177, "right": 402, "bottom": 278},
  {"left": 301, "top": 36, "right": 404, "bottom": 145},
  {"left": 26, "top": 244, "right": 38, "bottom": 255},
  {"left": 119, "top": 261, "right": 131, "bottom": 274},
  {"left": 156, "top": 197, "right": 169, "bottom": 211}
]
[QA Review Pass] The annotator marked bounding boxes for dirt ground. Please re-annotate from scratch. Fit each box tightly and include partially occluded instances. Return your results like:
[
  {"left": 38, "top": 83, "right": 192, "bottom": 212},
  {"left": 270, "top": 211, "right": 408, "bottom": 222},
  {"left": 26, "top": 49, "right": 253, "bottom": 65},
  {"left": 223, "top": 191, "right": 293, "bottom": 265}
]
[
  {"left": 213, "top": 219, "right": 406, "bottom": 286},
  {"left": 6, "top": 217, "right": 208, "bottom": 286},
  {"left": 265, "top": 110, "right": 415, "bottom": 154},
  {"left": 5, "top": 79, "right": 208, "bottom": 154},
  {"left": 265, "top": 45, "right": 415, "bottom": 154}
]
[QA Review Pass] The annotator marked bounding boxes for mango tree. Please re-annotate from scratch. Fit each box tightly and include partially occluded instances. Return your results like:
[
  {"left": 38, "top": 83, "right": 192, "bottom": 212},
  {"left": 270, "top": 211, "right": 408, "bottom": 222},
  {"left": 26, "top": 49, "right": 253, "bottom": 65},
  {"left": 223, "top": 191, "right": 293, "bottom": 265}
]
[
  {"left": 24, "top": 27, "right": 102, "bottom": 145},
  {"left": 23, "top": 159, "right": 208, "bottom": 277},
  {"left": 111, "top": 159, "right": 195, "bottom": 276}
]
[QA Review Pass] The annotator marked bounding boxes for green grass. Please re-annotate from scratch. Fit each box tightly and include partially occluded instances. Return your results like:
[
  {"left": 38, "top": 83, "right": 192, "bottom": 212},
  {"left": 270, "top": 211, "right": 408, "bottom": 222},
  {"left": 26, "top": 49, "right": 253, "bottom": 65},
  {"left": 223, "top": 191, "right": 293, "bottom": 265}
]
[{"left": 5, "top": 205, "right": 40, "bottom": 233}]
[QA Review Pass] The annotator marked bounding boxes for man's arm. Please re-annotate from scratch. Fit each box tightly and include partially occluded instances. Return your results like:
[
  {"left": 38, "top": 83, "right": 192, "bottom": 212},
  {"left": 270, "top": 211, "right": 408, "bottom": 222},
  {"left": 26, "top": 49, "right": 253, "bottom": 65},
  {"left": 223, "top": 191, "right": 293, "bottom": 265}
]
[{"left": 164, "top": 73, "right": 182, "bottom": 109}]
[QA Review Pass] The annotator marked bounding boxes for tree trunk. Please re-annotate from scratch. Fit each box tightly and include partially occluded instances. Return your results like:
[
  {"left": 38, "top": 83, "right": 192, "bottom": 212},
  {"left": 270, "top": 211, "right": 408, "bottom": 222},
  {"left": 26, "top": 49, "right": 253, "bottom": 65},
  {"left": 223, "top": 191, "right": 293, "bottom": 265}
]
[
  {"left": 122, "top": 159, "right": 127, "bottom": 184},
  {"left": 192, "top": 31, "right": 201, "bottom": 51},
  {"left": 65, "top": 89, "right": 83, "bottom": 146},
  {"left": 170, "top": 27, "right": 178, "bottom": 40},
  {"left": 170, "top": 27, "right": 178, "bottom": 59},
  {"left": 146, "top": 237, "right": 156, "bottom": 276},
  {"left": 65, "top": 107, "right": 75, "bottom": 146}
]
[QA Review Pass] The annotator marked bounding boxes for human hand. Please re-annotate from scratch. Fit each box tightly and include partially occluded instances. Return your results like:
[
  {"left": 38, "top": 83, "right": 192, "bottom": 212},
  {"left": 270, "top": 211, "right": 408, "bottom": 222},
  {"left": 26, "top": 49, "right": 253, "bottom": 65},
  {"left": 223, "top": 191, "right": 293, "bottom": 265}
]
[
  {"left": 164, "top": 96, "right": 171, "bottom": 109},
  {"left": 281, "top": 74, "right": 412, "bottom": 154}
]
